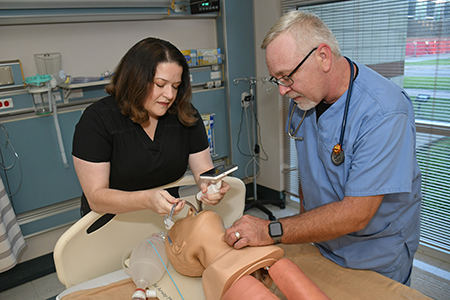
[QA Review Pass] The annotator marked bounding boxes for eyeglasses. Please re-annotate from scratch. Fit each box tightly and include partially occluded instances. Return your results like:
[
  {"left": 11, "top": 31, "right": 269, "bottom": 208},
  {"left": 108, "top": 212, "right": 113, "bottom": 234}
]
[{"left": 269, "top": 47, "right": 318, "bottom": 87}]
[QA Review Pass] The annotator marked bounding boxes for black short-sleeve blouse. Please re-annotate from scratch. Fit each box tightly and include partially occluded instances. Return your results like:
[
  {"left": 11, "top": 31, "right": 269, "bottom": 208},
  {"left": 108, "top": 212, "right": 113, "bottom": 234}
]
[{"left": 72, "top": 96, "right": 209, "bottom": 213}]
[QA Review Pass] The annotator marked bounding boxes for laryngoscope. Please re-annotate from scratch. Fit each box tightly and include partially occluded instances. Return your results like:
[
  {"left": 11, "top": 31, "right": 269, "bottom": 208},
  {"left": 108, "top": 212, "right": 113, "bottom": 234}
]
[{"left": 164, "top": 200, "right": 199, "bottom": 230}]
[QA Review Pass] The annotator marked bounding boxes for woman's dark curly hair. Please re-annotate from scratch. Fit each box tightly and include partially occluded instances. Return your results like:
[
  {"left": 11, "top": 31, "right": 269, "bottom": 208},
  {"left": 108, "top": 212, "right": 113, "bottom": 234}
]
[{"left": 105, "top": 37, "right": 196, "bottom": 126}]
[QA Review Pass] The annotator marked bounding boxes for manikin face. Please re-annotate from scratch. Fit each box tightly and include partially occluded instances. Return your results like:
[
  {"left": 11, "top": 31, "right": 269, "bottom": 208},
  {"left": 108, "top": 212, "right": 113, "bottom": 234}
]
[
  {"left": 265, "top": 32, "right": 320, "bottom": 111},
  {"left": 144, "top": 62, "right": 183, "bottom": 120},
  {"left": 165, "top": 209, "right": 227, "bottom": 277}
]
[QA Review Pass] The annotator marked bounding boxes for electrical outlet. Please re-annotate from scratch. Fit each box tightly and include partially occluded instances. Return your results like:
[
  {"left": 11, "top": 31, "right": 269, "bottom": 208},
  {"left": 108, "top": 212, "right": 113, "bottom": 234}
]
[
  {"left": 214, "top": 80, "right": 222, "bottom": 88},
  {"left": 0, "top": 98, "right": 13, "bottom": 109},
  {"left": 174, "top": 4, "right": 187, "bottom": 12},
  {"left": 205, "top": 81, "right": 214, "bottom": 89}
]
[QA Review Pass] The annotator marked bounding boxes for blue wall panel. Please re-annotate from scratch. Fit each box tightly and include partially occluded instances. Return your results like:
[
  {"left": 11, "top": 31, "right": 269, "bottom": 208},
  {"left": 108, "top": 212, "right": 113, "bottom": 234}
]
[
  {"left": 191, "top": 88, "right": 229, "bottom": 160},
  {"left": 221, "top": 0, "right": 256, "bottom": 179},
  {"left": 1, "top": 110, "right": 83, "bottom": 214},
  {"left": 19, "top": 208, "right": 80, "bottom": 236}
]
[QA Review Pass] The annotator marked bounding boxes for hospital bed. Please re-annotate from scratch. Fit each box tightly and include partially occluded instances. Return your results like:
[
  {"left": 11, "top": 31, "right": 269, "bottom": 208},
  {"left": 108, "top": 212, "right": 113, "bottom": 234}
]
[
  {"left": 54, "top": 175, "right": 246, "bottom": 299},
  {"left": 54, "top": 174, "right": 431, "bottom": 300}
]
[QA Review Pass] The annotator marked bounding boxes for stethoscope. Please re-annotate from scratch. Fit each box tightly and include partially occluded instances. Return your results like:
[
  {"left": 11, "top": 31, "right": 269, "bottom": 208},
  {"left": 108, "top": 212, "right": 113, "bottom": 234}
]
[{"left": 288, "top": 57, "right": 355, "bottom": 166}]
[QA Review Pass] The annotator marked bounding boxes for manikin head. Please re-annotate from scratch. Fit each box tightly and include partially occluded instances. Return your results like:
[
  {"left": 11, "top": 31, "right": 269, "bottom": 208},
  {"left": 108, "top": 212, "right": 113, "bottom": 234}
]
[{"left": 165, "top": 209, "right": 231, "bottom": 276}]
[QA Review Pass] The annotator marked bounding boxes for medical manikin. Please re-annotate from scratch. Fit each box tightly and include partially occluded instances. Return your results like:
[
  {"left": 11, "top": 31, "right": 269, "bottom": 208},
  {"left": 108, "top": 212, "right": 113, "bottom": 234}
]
[{"left": 165, "top": 209, "right": 330, "bottom": 300}]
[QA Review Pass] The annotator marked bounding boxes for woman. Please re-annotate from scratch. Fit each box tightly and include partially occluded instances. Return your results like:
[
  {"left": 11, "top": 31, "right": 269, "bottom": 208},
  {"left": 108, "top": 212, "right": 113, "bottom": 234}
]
[{"left": 72, "top": 37, "right": 230, "bottom": 217}]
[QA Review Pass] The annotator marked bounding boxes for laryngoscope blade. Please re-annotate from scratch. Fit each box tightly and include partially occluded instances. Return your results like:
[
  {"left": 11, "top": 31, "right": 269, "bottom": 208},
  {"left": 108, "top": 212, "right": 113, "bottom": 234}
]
[{"left": 164, "top": 200, "right": 200, "bottom": 230}]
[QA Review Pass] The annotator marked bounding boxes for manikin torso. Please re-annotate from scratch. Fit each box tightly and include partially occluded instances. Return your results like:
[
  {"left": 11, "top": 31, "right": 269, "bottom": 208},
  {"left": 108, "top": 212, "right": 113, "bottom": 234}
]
[{"left": 165, "top": 209, "right": 284, "bottom": 300}]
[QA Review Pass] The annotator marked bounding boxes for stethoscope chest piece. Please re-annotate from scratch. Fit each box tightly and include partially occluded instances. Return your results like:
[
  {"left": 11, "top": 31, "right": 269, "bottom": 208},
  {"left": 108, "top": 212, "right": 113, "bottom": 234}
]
[
  {"left": 331, "top": 144, "right": 345, "bottom": 166},
  {"left": 289, "top": 128, "right": 304, "bottom": 141}
]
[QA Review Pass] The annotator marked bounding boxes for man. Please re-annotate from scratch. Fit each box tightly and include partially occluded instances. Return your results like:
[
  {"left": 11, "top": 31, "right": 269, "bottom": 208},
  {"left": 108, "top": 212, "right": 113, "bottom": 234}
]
[{"left": 223, "top": 10, "right": 422, "bottom": 285}]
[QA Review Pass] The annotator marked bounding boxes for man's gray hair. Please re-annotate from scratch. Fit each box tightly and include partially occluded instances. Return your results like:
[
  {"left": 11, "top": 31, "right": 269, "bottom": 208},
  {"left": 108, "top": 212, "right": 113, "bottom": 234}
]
[{"left": 261, "top": 10, "right": 341, "bottom": 57}]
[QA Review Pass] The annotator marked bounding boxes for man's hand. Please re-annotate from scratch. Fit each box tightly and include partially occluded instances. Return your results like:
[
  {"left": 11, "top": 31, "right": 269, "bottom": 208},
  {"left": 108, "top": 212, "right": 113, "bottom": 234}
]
[{"left": 222, "top": 215, "right": 273, "bottom": 249}]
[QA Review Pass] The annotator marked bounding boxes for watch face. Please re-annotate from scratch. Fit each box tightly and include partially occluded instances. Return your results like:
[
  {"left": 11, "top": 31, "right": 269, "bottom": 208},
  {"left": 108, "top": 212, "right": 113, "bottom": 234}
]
[{"left": 269, "top": 222, "right": 282, "bottom": 236}]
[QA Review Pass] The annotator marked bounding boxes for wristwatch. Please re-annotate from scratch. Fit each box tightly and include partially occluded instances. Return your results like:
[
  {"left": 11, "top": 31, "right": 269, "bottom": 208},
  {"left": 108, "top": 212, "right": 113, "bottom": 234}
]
[{"left": 268, "top": 220, "right": 283, "bottom": 244}]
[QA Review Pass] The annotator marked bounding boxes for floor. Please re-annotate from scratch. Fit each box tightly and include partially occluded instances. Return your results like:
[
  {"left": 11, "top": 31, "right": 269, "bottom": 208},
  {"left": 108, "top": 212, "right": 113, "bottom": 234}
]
[{"left": 1, "top": 201, "right": 449, "bottom": 300}]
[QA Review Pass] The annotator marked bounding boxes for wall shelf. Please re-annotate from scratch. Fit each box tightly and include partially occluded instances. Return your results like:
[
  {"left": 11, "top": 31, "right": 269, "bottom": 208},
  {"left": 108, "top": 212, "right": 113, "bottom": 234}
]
[
  {"left": 58, "top": 79, "right": 110, "bottom": 90},
  {"left": 58, "top": 79, "right": 110, "bottom": 102},
  {"left": 0, "top": 0, "right": 220, "bottom": 26}
]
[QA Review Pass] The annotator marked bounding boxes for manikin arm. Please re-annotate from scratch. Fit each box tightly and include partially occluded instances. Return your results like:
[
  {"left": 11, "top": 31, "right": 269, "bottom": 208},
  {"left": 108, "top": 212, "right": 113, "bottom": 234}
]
[
  {"left": 269, "top": 258, "right": 330, "bottom": 300},
  {"left": 221, "top": 275, "right": 279, "bottom": 300},
  {"left": 221, "top": 258, "right": 330, "bottom": 300}
]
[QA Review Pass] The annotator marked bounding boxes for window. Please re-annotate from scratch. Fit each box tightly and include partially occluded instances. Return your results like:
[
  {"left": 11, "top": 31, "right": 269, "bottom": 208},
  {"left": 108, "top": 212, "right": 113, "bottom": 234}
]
[{"left": 281, "top": 0, "right": 450, "bottom": 255}]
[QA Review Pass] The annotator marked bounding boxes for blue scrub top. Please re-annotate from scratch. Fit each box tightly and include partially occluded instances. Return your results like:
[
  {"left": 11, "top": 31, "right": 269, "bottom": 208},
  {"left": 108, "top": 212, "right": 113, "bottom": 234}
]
[{"left": 287, "top": 61, "right": 422, "bottom": 283}]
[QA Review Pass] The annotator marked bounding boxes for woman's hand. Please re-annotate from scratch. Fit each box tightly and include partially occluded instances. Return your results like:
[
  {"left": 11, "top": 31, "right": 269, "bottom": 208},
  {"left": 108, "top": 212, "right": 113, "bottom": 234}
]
[
  {"left": 145, "top": 189, "right": 185, "bottom": 216},
  {"left": 197, "top": 180, "right": 231, "bottom": 205}
]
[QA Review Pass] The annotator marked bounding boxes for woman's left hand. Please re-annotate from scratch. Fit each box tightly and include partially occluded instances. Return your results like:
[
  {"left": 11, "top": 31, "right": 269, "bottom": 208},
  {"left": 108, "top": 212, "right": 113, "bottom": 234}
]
[{"left": 198, "top": 180, "right": 231, "bottom": 205}]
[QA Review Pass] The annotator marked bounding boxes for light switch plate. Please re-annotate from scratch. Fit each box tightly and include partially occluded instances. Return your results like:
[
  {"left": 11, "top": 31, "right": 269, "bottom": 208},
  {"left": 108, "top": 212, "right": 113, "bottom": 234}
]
[{"left": 0, "top": 66, "right": 14, "bottom": 86}]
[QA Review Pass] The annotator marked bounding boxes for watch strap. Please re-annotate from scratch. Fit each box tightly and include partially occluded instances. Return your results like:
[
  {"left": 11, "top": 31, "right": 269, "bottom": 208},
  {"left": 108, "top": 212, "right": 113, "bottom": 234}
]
[{"left": 272, "top": 234, "right": 282, "bottom": 244}]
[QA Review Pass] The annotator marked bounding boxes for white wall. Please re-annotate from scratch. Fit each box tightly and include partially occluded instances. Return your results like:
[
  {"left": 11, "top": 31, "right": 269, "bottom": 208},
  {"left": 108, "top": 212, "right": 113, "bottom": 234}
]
[
  {"left": 0, "top": 18, "right": 217, "bottom": 79},
  {"left": 253, "top": 0, "right": 283, "bottom": 191}
]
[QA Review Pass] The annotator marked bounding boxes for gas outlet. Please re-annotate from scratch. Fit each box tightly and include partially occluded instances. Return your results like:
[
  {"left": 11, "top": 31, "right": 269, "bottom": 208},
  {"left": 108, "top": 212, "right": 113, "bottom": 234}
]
[{"left": 0, "top": 98, "right": 13, "bottom": 109}]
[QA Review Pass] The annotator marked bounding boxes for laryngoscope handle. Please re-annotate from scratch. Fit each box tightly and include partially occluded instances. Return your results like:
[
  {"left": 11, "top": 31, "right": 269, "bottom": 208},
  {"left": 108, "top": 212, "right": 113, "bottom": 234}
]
[{"left": 196, "top": 180, "right": 222, "bottom": 200}]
